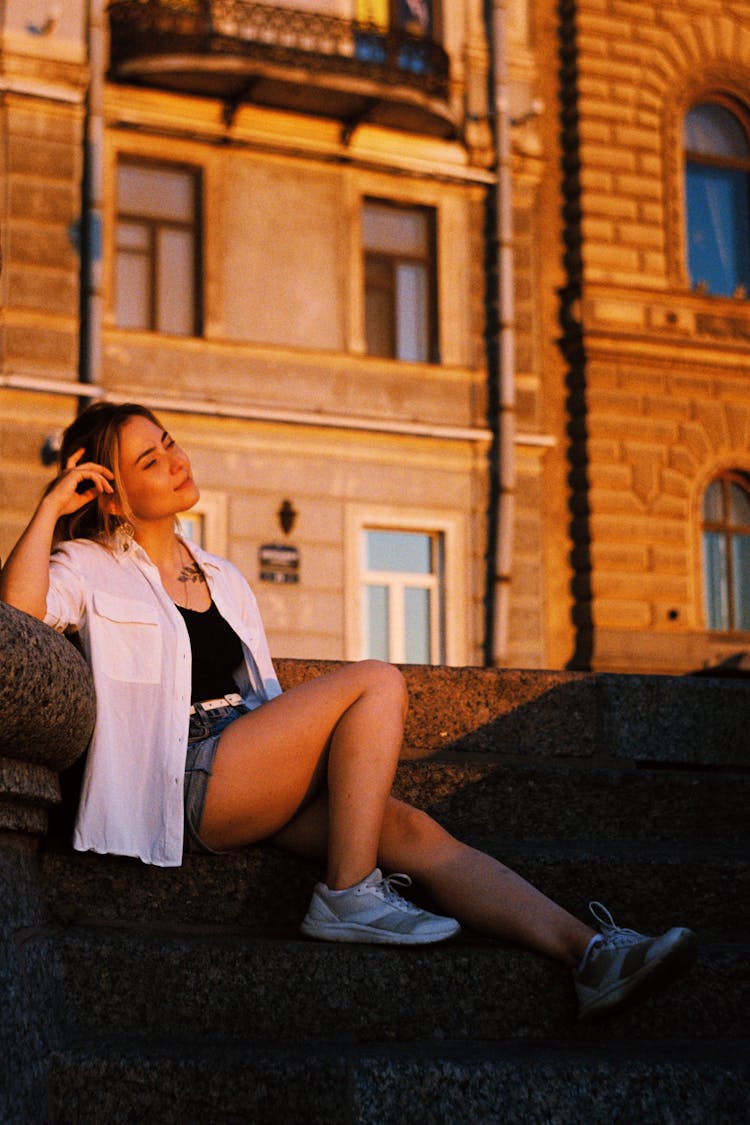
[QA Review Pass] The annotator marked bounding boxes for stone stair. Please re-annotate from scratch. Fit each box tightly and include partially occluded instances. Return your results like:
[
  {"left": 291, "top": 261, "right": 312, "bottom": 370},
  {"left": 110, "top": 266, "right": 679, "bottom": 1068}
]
[{"left": 11, "top": 662, "right": 750, "bottom": 1122}]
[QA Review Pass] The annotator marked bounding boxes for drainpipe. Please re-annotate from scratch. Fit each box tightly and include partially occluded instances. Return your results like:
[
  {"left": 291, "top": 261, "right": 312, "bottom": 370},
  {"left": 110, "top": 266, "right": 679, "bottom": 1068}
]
[
  {"left": 78, "top": 0, "right": 105, "bottom": 410},
  {"left": 488, "top": 0, "right": 516, "bottom": 666}
]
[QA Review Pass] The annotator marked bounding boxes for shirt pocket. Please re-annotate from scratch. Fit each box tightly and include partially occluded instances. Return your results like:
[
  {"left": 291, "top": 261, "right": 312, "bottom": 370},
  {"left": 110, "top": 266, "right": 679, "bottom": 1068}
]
[{"left": 92, "top": 591, "right": 162, "bottom": 684}]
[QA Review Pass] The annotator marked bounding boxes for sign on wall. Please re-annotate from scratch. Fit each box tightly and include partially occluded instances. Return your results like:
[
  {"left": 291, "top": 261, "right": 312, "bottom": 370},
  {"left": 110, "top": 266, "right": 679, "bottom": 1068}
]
[{"left": 259, "top": 543, "right": 300, "bottom": 584}]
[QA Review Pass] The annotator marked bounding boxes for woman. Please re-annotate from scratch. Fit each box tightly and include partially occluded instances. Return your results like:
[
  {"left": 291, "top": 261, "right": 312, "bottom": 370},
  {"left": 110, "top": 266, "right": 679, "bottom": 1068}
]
[{"left": 0, "top": 401, "right": 696, "bottom": 1021}]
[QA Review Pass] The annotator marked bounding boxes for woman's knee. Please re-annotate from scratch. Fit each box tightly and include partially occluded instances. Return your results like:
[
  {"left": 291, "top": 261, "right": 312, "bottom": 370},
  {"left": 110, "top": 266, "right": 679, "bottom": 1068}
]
[
  {"left": 383, "top": 799, "right": 445, "bottom": 856},
  {"left": 357, "top": 659, "right": 409, "bottom": 717}
]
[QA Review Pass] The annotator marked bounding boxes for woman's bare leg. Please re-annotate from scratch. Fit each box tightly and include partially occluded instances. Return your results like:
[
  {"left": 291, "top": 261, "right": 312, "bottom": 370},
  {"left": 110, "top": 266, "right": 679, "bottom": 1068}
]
[
  {"left": 197, "top": 659, "right": 593, "bottom": 962},
  {"left": 272, "top": 794, "right": 595, "bottom": 966},
  {"left": 197, "top": 660, "right": 408, "bottom": 890}
]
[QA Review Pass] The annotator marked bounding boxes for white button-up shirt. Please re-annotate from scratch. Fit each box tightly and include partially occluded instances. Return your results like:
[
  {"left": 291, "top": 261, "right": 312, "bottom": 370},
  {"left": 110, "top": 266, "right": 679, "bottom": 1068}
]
[{"left": 44, "top": 534, "right": 282, "bottom": 866}]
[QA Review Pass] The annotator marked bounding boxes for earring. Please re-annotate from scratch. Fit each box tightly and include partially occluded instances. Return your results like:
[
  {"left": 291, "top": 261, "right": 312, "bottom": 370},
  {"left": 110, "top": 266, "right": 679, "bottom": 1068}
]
[{"left": 119, "top": 519, "right": 135, "bottom": 539}]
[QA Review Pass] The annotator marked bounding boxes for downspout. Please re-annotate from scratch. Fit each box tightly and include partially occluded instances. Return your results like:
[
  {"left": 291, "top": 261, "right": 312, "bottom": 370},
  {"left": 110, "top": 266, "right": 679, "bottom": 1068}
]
[
  {"left": 78, "top": 0, "right": 105, "bottom": 410},
  {"left": 488, "top": 0, "right": 516, "bottom": 665}
]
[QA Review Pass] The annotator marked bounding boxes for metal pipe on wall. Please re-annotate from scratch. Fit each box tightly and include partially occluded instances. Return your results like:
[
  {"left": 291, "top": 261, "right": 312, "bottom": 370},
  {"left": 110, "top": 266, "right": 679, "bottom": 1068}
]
[
  {"left": 78, "top": 0, "right": 106, "bottom": 407},
  {"left": 488, "top": 0, "right": 517, "bottom": 666}
]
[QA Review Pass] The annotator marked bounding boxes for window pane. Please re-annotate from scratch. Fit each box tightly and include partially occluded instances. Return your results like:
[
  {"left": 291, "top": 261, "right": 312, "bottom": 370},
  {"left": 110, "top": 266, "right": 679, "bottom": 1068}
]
[
  {"left": 703, "top": 531, "right": 729, "bottom": 630},
  {"left": 365, "top": 287, "right": 394, "bottom": 357},
  {"left": 366, "top": 585, "right": 389, "bottom": 660},
  {"left": 367, "top": 530, "right": 432, "bottom": 573},
  {"left": 729, "top": 482, "right": 750, "bottom": 527},
  {"left": 364, "top": 257, "right": 395, "bottom": 357},
  {"left": 362, "top": 203, "right": 428, "bottom": 255},
  {"left": 157, "top": 227, "right": 195, "bottom": 335},
  {"left": 115, "top": 252, "right": 150, "bottom": 329},
  {"left": 396, "top": 261, "right": 429, "bottom": 362},
  {"left": 397, "top": 0, "right": 433, "bottom": 36},
  {"left": 702, "top": 478, "right": 724, "bottom": 521},
  {"left": 118, "top": 164, "right": 195, "bottom": 221},
  {"left": 684, "top": 104, "right": 750, "bottom": 158},
  {"left": 686, "top": 163, "right": 750, "bottom": 295},
  {"left": 356, "top": 0, "right": 388, "bottom": 28},
  {"left": 404, "top": 586, "right": 431, "bottom": 663},
  {"left": 116, "top": 220, "right": 149, "bottom": 251},
  {"left": 179, "top": 512, "right": 205, "bottom": 547},
  {"left": 732, "top": 535, "right": 750, "bottom": 629}
]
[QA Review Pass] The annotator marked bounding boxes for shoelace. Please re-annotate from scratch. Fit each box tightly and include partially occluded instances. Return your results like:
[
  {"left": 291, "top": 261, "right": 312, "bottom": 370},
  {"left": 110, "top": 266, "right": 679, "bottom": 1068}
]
[
  {"left": 366, "top": 871, "right": 421, "bottom": 912},
  {"left": 589, "top": 900, "right": 644, "bottom": 946}
]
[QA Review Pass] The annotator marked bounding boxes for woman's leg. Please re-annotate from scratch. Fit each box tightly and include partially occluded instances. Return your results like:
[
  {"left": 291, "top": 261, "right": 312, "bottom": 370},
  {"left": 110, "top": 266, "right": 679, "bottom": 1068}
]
[
  {"left": 197, "top": 660, "right": 408, "bottom": 890},
  {"left": 271, "top": 794, "right": 595, "bottom": 965}
]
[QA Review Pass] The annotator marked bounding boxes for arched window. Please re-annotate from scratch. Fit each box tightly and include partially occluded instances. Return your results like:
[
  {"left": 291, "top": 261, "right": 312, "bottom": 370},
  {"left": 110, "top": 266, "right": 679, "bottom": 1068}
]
[
  {"left": 684, "top": 101, "right": 750, "bottom": 297},
  {"left": 702, "top": 471, "right": 750, "bottom": 631}
]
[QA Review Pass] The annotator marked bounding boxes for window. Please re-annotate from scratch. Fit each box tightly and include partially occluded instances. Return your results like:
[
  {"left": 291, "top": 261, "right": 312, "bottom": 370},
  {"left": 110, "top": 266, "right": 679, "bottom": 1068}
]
[
  {"left": 356, "top": 1, "right": 438, "bottom": 35},
  {"left": 362, "top": 528, "right": 444, "bottom": 663},
  {"left": 178, "top": 491, "right": 228, "bottom": 554},
  {"left": 362, "top": 199, "right": 437, "bottom": 363},
  {"left": 345, "top": 506, "right": 466, "bottom": 665},
  {"left": 115, "top": 160, "right": 201, "bottom": 335},
  {"left": 702, "top": 471, "right": 750, "bottom": 631},
  {"left": 354, "top": 2, "right": 440, "bottom": 74},
  {"left": 684, "top": 101, "right": 750, "bottom": 297}
]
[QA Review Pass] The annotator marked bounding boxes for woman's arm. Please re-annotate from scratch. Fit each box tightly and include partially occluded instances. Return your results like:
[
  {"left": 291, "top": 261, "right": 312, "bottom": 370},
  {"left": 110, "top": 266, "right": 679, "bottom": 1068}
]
[{"left": 0, "top": 449, "right": 113, "bottom": 619}]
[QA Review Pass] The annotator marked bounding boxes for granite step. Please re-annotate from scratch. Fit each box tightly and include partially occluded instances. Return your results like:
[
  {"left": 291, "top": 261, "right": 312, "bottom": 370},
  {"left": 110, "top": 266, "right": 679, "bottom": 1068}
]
[
  {"left": 39, "top": 838, "right": 745, "bottom": 942},
  {"left": 49, "top": 1037, "right": 750, "bottom": 1125},
  {"left": 40, "top": 741, "right": 749, "bottom": 942},
  {"left": 24, "top": 925, "right": 746, "bottom": 1046},
  {"left": 26, "top": 662, "right": 750, "bottom": 1123},
  {"left": 394, "top": 759, "right": 749, "bottom": 846},
  {"left": 277, "top": 660, "right": 750, "bottom": 767}
]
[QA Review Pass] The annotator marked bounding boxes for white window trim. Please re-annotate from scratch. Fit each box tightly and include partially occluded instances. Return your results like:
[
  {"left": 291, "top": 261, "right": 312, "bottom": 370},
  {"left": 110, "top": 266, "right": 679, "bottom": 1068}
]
[
  {"left": 178, "top": 489, "right": 228, "bottom": 555},
  {"left": 344, "top": 504, "right": 467, "bottom": 666}
]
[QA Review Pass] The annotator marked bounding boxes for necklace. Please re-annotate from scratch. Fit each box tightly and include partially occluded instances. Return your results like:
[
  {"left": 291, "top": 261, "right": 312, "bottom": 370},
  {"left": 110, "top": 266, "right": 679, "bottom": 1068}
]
[{"left": 176, "top": 541, "right": 205, "bottom": 609}]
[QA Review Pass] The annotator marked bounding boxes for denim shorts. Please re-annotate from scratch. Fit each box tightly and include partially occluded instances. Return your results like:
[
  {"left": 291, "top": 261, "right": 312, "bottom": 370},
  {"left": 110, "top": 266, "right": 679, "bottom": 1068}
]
[{"left": 184, "top": 700, "right": 249, "bottom": 854}]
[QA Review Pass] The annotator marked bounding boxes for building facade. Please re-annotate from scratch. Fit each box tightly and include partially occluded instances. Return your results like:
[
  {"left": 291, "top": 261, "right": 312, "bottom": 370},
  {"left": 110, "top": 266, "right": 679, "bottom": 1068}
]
[
  {"left": 0, "top": 0, "right": 748, "bottom": 675},
  {"left": 537, "top": 0, "right": 750, "bottom": 673}
]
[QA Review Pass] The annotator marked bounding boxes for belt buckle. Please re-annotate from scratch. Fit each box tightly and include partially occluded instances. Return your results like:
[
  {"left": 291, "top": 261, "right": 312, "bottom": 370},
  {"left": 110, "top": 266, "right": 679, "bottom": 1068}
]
[{"left": 189, "top": 693, "right": 242, "bottom": 716}]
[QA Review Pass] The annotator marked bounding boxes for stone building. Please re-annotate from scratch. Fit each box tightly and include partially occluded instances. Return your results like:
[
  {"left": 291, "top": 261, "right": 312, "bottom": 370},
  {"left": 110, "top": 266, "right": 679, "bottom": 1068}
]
[
  {"left": 0, "top": 0, "right": 748, "bottom": 675},
  {"left": 542, "top": 0, "right": 750, "bottom": 674}
]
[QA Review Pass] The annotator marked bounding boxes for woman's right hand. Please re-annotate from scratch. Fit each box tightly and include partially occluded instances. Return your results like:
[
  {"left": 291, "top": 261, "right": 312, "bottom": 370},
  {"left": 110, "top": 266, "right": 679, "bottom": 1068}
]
[
  {"left": 43, "top": 448, "right": 115, "bottom": 517},
  {"left": 0, "top": 449, "right": 115, "bottom": 616}
]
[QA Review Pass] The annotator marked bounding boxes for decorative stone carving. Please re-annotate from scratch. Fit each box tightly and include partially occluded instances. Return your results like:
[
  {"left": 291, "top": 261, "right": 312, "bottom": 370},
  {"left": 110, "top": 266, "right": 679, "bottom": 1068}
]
[{"left": 0, "top": 601, "right": 95, "bottom": 833}]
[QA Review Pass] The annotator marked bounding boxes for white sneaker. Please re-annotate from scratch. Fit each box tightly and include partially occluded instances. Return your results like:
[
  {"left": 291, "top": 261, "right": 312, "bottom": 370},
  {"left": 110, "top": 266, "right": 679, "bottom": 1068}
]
[
  {"left": 301, "top": 868, "right": 461, "bottom": 945},
  {"left": 575, "top": 901, "right": 697, "bottom": 1021}
]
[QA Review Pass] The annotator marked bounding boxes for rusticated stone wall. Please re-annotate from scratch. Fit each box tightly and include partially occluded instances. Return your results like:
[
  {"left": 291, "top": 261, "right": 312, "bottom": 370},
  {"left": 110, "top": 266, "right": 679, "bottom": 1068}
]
[{"left": 529, "top": 0, "right": 750, "bottom": 672}]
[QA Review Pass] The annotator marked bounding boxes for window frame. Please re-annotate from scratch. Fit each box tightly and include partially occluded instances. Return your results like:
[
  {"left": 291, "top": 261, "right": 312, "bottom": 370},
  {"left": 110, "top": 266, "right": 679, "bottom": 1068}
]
[
  {"left": 345, "top": 504, "right": 467, "bottom": 666},
  {"left": 114, "top": 156, "right": 203, "bottom": 337},
  {"left": 701, "top": 469, "right": 750, "bottom": 634},
  {"left": 683, "top": 95, "right": 750, "bottom": 298},
  {"left": 362, "top": 527, "right": 445, "bottom": 664}
]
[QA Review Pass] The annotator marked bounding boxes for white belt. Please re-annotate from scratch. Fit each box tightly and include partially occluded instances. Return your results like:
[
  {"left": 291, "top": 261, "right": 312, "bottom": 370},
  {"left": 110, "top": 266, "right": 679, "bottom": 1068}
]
[{"left": 189, "top": 693, "right": 243, "bottom": 716}]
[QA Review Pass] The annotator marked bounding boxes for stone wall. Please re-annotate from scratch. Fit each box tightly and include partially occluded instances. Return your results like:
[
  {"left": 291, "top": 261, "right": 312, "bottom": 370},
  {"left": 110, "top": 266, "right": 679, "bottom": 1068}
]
[{"left": 530, "top": 0, "right": 750, "bottom": 672}]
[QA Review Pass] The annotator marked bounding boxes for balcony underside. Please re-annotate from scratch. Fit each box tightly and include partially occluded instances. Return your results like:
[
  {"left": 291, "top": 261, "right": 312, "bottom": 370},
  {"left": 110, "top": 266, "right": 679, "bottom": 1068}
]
[
  {"left": 112, "top": 54, "right": 457, "bottom": 137},
  {"left": 108, "top": 3, "right": 456, "bottom": 139}
]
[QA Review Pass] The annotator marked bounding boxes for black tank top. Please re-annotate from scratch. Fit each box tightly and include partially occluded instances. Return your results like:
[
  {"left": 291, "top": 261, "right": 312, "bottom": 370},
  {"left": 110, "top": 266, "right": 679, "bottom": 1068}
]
[{"left": 176, "top": 600, "right": 244, "bottom": 703}]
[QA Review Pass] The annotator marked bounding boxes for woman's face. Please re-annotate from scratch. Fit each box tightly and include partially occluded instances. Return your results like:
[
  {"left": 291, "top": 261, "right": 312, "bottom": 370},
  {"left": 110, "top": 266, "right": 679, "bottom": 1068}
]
[{"left": 114, "top": 415, "right": 199, "bottom": 524}]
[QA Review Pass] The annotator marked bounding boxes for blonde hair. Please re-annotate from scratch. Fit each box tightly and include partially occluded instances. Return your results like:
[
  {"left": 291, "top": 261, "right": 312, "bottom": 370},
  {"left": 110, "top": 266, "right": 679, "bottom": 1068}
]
[{"left": 52, "top": 402, "right": 164, "bottom": 544}]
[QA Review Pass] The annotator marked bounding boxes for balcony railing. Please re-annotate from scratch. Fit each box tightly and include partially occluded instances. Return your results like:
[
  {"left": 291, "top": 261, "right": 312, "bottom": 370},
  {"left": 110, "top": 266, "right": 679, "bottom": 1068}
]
[{"left": 107, "top": 1, "right": 453, "bottom": 135}]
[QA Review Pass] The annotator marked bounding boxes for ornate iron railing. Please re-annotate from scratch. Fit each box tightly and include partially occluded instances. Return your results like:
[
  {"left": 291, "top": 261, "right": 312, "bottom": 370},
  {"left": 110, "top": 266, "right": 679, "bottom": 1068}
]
[{"left": 107, "top": 0, "right": 450, "bottom": 99}]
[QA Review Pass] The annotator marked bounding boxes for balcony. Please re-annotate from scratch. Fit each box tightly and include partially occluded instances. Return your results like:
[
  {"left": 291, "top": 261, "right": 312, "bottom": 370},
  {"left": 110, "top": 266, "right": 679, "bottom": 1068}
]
[{"left": 107, "top": 1, "right": 455, "bottom": 138}]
